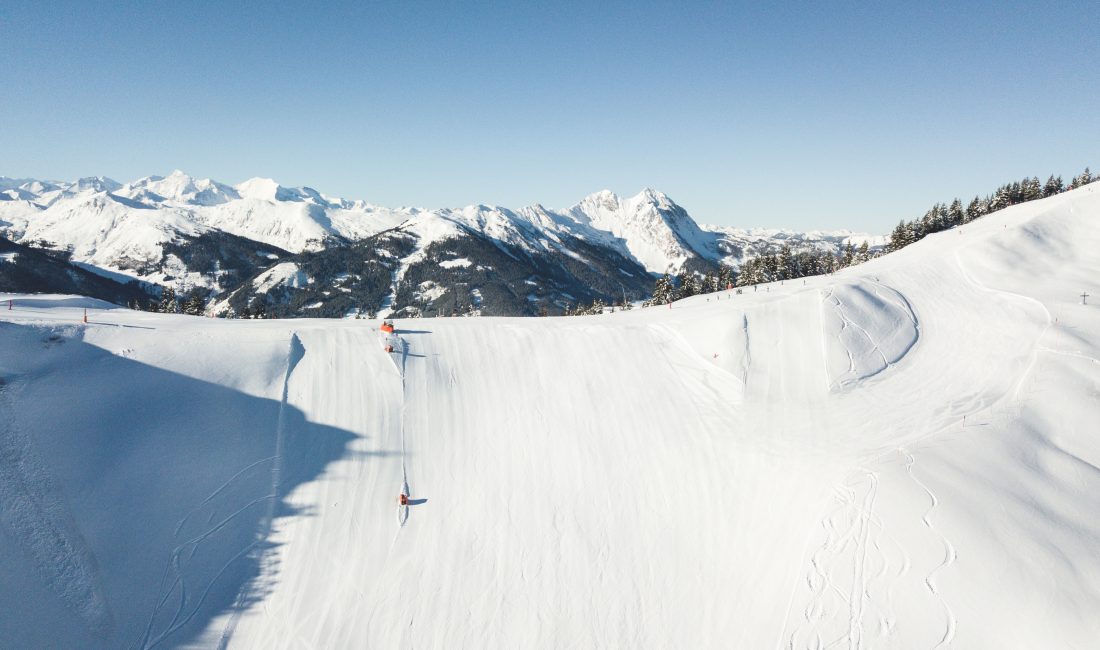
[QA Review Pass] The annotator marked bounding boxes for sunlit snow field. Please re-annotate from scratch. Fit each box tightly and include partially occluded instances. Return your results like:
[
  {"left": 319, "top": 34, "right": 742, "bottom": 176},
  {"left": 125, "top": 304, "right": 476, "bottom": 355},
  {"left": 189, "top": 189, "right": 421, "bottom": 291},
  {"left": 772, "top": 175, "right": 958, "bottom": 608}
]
[{"left": 1, "top": 184, "right": 1098, "bottom": 648}]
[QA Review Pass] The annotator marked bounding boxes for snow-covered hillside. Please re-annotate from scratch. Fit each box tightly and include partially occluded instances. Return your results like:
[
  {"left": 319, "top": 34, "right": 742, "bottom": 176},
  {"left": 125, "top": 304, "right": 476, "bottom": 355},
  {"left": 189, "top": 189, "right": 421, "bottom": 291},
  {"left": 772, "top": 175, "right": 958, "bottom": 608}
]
[
  {"left": 0, "top": 172, "right": 879, "bottom": 291},
  {"left": 2, "top": 184, "right": 1097, "bottom": 648}
]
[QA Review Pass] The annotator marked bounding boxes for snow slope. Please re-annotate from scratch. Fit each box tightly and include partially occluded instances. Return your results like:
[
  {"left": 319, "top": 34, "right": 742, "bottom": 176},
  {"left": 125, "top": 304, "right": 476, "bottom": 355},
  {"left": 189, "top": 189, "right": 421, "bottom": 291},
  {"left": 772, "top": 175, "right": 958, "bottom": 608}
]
[{"left": 1, "top": 184, "right": 1097, "bottom": 648}]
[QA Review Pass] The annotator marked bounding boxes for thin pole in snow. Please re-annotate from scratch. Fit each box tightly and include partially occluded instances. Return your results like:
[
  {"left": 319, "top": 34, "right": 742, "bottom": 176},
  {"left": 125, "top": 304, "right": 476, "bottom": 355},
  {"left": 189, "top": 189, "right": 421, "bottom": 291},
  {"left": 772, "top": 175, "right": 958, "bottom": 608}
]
[
  {"left": 83, "top": 308, "right": 88, "bottom": 324},
  {"left": 1083, "top": 291, "right": 1090, "bottom": 305}
]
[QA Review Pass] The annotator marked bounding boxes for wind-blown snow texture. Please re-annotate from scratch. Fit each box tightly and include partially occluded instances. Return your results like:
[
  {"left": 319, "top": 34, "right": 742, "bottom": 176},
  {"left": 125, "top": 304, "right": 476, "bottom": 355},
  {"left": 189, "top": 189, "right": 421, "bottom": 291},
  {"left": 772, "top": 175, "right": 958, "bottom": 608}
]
[{"left": 1, "top": 184, "right": 1097, "bottom": 648}]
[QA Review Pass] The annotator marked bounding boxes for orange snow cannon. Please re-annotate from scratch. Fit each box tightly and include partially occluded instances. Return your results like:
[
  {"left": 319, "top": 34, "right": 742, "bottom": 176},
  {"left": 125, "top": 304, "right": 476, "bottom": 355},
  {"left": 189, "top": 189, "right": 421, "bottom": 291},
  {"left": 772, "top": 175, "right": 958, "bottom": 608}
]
[
  {"left": 398, "top": 494, "right": 409, "bottom": 506},
  {"left": 380, "top": 321, "right": 395, "bottom": 334}
]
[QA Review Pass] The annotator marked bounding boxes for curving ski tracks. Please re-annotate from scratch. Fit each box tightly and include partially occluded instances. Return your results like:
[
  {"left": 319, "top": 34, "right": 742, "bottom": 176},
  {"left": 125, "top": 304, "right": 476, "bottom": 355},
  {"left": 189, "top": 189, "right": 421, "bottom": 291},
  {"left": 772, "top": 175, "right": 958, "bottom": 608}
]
[
  {"left": 903, "top": 449, "right": 957, "bottom": 649},
  {"left": 207, "top": 333, "right": 305, "bottom": 650},
  {"left": 786, "top": 471, "right": 890, "bottom": 650}
]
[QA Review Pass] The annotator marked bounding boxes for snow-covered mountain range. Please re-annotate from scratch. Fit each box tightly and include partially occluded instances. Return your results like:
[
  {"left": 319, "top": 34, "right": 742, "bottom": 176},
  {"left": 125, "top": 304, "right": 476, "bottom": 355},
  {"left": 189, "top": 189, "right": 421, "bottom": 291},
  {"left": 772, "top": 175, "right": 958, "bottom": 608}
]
[{"left": 0, "top": 171, "right": 882, "bottom": 315}]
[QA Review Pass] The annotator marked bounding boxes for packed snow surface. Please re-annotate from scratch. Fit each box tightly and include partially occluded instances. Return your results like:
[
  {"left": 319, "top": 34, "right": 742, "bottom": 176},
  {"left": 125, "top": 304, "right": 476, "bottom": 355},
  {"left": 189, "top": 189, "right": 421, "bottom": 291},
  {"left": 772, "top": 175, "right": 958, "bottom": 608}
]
[{"left": 1, "top": 185, "right": 1098, "bottom": 648}]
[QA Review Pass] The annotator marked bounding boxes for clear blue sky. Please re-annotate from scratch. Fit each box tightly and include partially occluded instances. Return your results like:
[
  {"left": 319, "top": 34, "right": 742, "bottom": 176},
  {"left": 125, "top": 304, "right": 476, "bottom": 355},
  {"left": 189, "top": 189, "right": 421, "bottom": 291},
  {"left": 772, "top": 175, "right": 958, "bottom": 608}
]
[{"left": 1, "top": 1, "right": 1096, "bottom": 232}]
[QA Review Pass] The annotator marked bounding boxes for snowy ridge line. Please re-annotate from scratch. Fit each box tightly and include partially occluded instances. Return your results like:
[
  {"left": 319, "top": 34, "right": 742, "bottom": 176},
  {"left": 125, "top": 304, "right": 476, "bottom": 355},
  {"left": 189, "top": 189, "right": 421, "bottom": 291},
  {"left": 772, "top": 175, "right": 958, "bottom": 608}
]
[
  {"left": 213, "top": 333, "right": 305, "bottom": 650},
  {"left": 139, "top": 334, "right": 304, "bottom": 650},
  {"left": 0, "top": 170, "right": 887, "bottom": 305},
  {"left": 649, "top": 322, "right": 745, "bottom": 396}
]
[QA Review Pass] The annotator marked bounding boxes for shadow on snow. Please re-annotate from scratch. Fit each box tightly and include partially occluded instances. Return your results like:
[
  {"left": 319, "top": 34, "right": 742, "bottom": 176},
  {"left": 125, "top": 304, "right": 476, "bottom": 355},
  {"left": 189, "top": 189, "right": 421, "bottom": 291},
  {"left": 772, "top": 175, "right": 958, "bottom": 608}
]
[{"left": 0, "top": 322, "right": 392, "bottom": 649}]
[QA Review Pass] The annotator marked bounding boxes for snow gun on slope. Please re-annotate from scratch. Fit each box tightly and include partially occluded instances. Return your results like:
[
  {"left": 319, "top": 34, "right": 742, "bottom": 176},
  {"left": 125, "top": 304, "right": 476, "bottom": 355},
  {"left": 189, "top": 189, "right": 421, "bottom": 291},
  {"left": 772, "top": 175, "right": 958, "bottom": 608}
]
[{"left": 380, "top": 320, "right": 398, "bottom": 353}]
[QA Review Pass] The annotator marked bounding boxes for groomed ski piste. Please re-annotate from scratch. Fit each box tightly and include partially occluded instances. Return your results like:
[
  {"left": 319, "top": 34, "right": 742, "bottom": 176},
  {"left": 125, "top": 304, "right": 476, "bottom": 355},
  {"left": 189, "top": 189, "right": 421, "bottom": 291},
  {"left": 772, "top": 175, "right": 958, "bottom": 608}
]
[{"left": 1, "top": 184, "right": 1098, "bottom": 649}]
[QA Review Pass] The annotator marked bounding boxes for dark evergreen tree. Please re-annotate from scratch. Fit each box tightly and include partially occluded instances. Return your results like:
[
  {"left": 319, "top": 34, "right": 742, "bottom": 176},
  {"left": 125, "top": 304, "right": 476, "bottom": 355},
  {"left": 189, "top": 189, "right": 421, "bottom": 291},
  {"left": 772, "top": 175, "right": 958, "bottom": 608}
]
[
  {"left": 856, "top": 241, "right": 870, "bottom": 264},
  {"left": 1022, "top": 177, "right": 1042, "bottom": 202},
  {"left": 735, "top": 258, "right": 759, "bottom": 287},
  {"left": 701, "top": 270, "right": 717, "bottom": 294},
  {"left": 676, "top": 271, "right": 699, "bottom": 298},
  {"left": 158, "top": 286, "right": 178, "bottom": 313},
  {"left": 964, "top": 196, "right": 983, "bottom": 222},
  {"left": 919, "top": 208, "right": 935, "bottom": 237},
  {"left": 182, "top": 290, "right": 206, "bottom": 316},
  {"left": 777, "top": 244, "right": 794, "bottom": 280},
  {"left": 1043, "top": 175, "right": 1064, "bottom": 197},
  {"left": 717, "top": 264, "right": 734, "bottom": 290},
  {"left": 988, "top": 185, "right": 1012, "bottom": 212},
  {"left": 762, "top": 254, "right": 779, "bottom": 283},
  {"left": 1008, "top": 181, "right": 1023, "bottom": 204},
  {"left": 840, "top": 242, "right": 855, "bottom": 268},
  {"left": 649, "top": 273, "right": 673, "bottom": 305},
  {"left": 887, "top": 221, "right": 910, "bottom": 252},
  {"left": 1069, "top": 167, "right": 1092, "bottom": 189},
  {"left": 947, "top": 198, "right": 964, "bottom": 227}
]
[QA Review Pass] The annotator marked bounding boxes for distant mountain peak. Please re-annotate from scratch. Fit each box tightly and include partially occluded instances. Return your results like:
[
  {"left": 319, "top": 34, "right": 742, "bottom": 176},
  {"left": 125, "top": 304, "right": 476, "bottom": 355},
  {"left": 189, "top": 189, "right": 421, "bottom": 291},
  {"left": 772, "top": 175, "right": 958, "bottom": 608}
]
[
  {"left": 72, "top": 176, "right": 122, "bottom": 193},
  {"left": 0, "top": 171, "right": 886, "bottom": 302},
  {"left": 235, "top": 177, "right": 293, "bottom": 203}
]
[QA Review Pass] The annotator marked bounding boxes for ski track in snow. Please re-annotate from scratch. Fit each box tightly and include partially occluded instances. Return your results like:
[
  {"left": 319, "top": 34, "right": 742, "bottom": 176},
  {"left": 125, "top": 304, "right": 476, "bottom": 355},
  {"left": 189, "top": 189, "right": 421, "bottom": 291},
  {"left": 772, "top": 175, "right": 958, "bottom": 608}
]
[
  {"left": 902, "top": 449, "right": 957, "bottom": 649},
  {"left": 0, "top": 377, "right": 114, "bottom": 637},
  {"left": 952, "top": 250, "right": 1052, "bottom": 404},
  {"left": 822, "top": 280, "right": 920, "bottom": 391},
  {"left": 393, "top": 334, "right": 410, "bottom": 531},
  {"left": 783, "top": 241, "right": 1063, "bottom": 650},
  {"left": 5, "top": 187, "right": 1100, "bottom": 649},
  {"left": 846, "top": 471, "right": 877, "bottom": 650},
  {"left": 739, "top": 313, "right": 752, "bottom": 390},
  {"left": 787, "top": 470, "right": 894, "bottom": 650},
  {"left": 205, "top": 333, "right": 304, "bottom": 650}
]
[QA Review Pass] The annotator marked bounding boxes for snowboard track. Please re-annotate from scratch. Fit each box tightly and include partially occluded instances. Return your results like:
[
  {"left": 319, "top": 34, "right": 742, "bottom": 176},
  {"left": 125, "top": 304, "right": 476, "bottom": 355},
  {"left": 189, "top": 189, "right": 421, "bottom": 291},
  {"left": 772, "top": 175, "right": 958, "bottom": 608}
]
[{"left": 902, "top": 449, "right": 957, "bottom": 649}]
